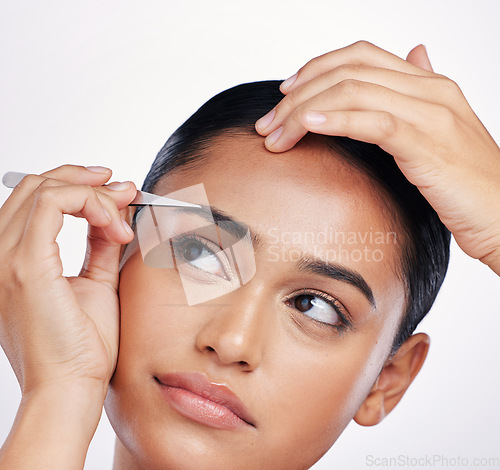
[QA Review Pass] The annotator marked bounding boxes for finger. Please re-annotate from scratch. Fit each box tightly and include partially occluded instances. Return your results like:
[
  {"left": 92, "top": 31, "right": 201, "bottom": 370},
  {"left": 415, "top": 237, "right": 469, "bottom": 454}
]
[
  {"left": 100, "top": 181, "right": 138, "bottom": 211},
  {"left": 406, "top": 44, "right": 434, "bottom": 72},
  {"left": 278, "top": 41, "right": 434, "bottom": 95},
  {"left": 301, "top": 110, "right": 416, "bottom": 157},
  {"left": 299, "top": 109, "right": 447, "bottom": 189},
  {"left": 79, "top": 223, "right": 124, "bottom": 291},
  {"left": 1, "top": 178, "right": 136, "bottom": 250},
  {"left": 41, "top": 164, "right": 113, "bottom": 184},
  {"left": 257, "top": 64, "right": 449, "bottom": 136},
  {"left": 0, "top": 166, "right": 112, "bottom": 234},
  {"left": 93, "top": 181, "right": 137, "bottom": 243},
  {"left": 94, "top": 189, "right": 135, "bottom": 243},
  {"left": 1, "top": 178, "right": 103, "bottom": 249},
  {"left": 16, "top": 185, "right": 134, "bottom": 263},
  {"left": 79, "top": 207, "right": 136, "bottom": 292},
  {"left": 264, "top": 80, "right": 434, "bottom": 153}
]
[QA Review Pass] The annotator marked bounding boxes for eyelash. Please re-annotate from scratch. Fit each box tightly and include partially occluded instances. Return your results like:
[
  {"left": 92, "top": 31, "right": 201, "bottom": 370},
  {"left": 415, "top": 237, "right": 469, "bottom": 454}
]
[
  {"left": 171, "top": 232, "right": 229, "bottom": 274},
  {"left": 173, "top": 232, "right": 216, "bottom": 253},
  {"left": 284, "top": 289, "right": 352, "bottom": 335},
  {"left": 169, "top": 235, "right": 352, "bottom": 334}
]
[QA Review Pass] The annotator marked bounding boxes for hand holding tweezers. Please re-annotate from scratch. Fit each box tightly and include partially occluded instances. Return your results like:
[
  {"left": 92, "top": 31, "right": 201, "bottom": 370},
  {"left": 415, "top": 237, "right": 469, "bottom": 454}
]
[{"left": 2, "top": 171, "right": 201, "bottom": 208}]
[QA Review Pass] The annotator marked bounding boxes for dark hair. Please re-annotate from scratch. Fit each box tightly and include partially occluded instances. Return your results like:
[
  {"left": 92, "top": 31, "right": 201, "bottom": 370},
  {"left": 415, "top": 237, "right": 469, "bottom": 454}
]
[{"left": 142, "top": 80, "right": 451, "bottom": 355}]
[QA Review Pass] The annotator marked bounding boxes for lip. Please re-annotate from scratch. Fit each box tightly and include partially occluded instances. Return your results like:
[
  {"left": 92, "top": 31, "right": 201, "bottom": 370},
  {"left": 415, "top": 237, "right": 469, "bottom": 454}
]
[{"left": 155, "top": 371, "right": 256, "bottom": 430}]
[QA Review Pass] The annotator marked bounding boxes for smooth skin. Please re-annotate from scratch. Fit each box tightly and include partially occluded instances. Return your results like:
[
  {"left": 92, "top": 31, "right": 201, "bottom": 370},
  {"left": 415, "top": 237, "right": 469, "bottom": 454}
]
[
  {"left": 106, "top": 132, "right": 433, "bottom": 468},
  {"left": 0, "top": 42, "right": 499, "bottom": 469},
  {"left": 256, "top": 42, "right": 500, "bottom": 275}
]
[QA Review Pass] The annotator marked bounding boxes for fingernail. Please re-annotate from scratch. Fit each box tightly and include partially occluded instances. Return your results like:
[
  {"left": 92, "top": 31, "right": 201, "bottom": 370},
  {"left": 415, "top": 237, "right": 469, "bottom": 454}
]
[
  {"left": 122, "top": 218, "right": 134, "bottom": 236},
  {"left": 421, "top": 44, "right": 431, "bottom": 57},
  {"left": 107, "top": 181, "right": 131, "bottom": 191},
  {"left": 305, "top": 112, "right": 327, "bottom": 126},
  {"left": 419, "top": 44, "right": 433, "bottom": 72},
  {"left": 266, "top": 126, "right": 283, "bottom": 147},
  {"left": 280, "top": 73, "right": 298, "bottom": 92},
  {"left": 102, "top": 207, "right": 112, "bottom": 221},
  {"left": 86, "top": 166, "right": 110, "bottom": 173},
  {"left": 256, "top": 109, "right": 276, "bottom": 130}
]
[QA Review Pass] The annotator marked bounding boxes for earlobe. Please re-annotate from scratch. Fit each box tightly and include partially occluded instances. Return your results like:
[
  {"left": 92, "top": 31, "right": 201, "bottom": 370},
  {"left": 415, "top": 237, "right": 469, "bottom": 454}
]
[{"left": 354, "top": 332, "right": 430, "bottom": 427}]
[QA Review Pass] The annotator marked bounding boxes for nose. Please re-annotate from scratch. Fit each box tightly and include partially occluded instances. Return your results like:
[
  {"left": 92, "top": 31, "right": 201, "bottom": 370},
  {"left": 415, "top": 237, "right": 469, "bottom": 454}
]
[{"left": 194, "top": 284, "right": 273, "bottom": 371}]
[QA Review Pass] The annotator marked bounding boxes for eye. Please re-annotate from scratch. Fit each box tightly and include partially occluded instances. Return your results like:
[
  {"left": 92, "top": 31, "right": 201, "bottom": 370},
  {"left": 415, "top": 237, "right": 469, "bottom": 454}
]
[
  {"left": 172, "top": 234, "right": 230, "bottom": 280},
  {"left": 286, "top": 290, "right": 351, "bottom": 332}
]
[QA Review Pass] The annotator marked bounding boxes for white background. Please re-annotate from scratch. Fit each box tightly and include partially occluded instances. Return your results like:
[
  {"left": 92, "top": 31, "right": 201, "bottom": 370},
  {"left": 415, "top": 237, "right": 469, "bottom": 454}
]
[{"left": 1, "top": 1, "right": 499, "bottom": 469}]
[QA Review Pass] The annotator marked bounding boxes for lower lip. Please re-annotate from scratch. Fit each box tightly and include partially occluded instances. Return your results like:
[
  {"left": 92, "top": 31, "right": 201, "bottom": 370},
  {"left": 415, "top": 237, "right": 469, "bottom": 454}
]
[{"left": 157, "top": 382, "right": 250, "bottom": 430}]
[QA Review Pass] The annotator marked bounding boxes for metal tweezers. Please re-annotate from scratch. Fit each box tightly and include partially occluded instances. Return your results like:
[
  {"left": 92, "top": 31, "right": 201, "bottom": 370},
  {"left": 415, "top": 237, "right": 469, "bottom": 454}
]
[{"left": 2, "top": 171, "right": 201, "bottom": 208}]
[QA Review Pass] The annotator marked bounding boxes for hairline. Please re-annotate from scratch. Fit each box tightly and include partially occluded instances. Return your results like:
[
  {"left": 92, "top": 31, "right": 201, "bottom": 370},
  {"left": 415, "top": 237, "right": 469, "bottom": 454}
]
[{"left": 147, "top": 127, "right": 415, "bottom": 357}]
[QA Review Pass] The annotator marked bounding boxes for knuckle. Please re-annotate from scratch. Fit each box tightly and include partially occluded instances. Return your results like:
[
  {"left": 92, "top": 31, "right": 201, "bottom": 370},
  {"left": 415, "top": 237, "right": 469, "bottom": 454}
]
[
  {"left": 63, "top": 164, "right": 83, "bottom": 170},
  {"left": 335, "top": 63, "right": 363, "bottom": 81},
  {"left": 438, "top": 75, "right": 463, "bottom": 98},
  {"left": 96, "top": 192, "right": 115, "bottom": 211},
  {"left": 33, "top": 183, "right": 93, "bottom": 206},
  {"left": 339, "top": 112, "right": 352, "bottom": 131},
  {"left": 33, "top": 185, "right": 56, "bottom": 205},
  {"left": 54, "top": 163, "right": 83, "bottom": 173},
  {"left": 284, "top": 88, "right": 300, "bottom": 108},
  {"left": 303, "top": 55, "right": 321, "bottom": 74},
  {"left": 275, "top": 89, "right": 300, "bottom": 117},
  {"left": 5, "top": 250, "right": 26, "bottom": 286},
  {"left": 437, "top": 105, "right": 458, "bottom": 128},
  {"left": 22, "top": 174, "right": 39, "bottom": 186},
  {"left": 15, "top": 174, "right": 39, "bottom": 192},
  {"left": 81, "top": 183, "right": 94, "bottom": 194},
  {"left": 291, "top": 106, "right": 305, "bottom": 127},
  {"left": 79, "top": 184, "right": 97, "bottom": 205},
  {"left": 352, "top": 40, "right": 374, "bottom": 53},
  {"left": 340, "top": 63, "right": 362, "bottom": 74},
  {"left": 38, "top": 177, "right": 55, "bottom": 188},
  {"left": 40, "top": 164, "right": 86, "bottom": 182},
  {"left": 83, "top": 185, "right": 102, "bottom": 209},
  {"left": 377, "top": 112, "right": 398, "bottom": 138},
  {"left": 331, "top": 111, "right": 351, "bottom": 132},
  {"left": 338, "top": 79, "right": 362, "bottom": 99}
]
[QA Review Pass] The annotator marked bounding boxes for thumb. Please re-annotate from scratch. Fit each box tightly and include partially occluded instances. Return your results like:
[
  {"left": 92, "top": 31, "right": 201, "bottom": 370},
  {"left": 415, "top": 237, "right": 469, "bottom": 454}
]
[
  {"left": 406, "top": 44, "right": 434, "bottom": 72},
  {"left": 79, "top": 223, "right": 123, "bottom": 290}
]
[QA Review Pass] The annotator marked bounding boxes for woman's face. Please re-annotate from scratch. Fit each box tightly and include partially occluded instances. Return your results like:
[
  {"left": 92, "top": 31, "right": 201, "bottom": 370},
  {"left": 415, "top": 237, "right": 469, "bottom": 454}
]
[{"left": 106, "top": 134, "right": 407, "bottom": 469}]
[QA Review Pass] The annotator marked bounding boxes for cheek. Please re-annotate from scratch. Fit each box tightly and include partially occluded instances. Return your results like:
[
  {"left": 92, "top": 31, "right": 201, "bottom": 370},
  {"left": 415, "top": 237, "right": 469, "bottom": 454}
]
[
  {"left": 108, "top": 255, "right": 399, "bottom": 468},
  {"left": 115, "top": 257, "right": 193, "bottom": 365},
  {"left": 273, "top": 348, "right": 378, "bottom": 442},
  {"left": 262, "top": 334, "right": 388, "bottom": 459},
  {"left": 106, "top": 260, "right": 198, "bottom": 458}
]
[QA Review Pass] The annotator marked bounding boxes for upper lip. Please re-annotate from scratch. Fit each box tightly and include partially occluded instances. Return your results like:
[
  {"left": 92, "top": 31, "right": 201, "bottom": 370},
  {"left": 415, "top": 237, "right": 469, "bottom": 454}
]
[{"left": 155, "top": 371, "right": 256, "bottom": 427}]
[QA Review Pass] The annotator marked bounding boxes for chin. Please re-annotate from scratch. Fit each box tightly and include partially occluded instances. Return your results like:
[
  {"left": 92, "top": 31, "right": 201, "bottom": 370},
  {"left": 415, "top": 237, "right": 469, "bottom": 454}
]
[{"left": 104, "top": 389, "right": 330, "bottom": 470}]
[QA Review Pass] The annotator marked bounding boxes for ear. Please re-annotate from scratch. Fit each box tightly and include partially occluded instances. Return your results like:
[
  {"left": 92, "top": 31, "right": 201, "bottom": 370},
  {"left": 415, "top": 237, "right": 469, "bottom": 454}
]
[
  {"left": 354, "top": 332, "right": 430, "bottom": 426},
  {"left": 406, "top": 44, "right": 434, "bottom": 72}
]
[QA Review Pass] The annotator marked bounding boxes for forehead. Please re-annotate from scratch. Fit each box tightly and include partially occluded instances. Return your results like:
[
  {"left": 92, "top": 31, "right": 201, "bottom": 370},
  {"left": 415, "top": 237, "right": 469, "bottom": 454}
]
[{"left": 154, "top": 133, "right": 406, "bottom": 314}]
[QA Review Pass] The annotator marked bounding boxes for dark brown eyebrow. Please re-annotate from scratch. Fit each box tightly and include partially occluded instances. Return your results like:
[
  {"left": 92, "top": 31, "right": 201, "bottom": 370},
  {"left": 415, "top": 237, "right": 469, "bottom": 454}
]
[
  {"left": 295, "top": 257, "right": 376, "bottom": 309},
  {"left": 170, "top": 204, "right": 263, "bottom": 247},
  {"left": 171, "top": 204, "right": 375, "bottom": 308}
]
